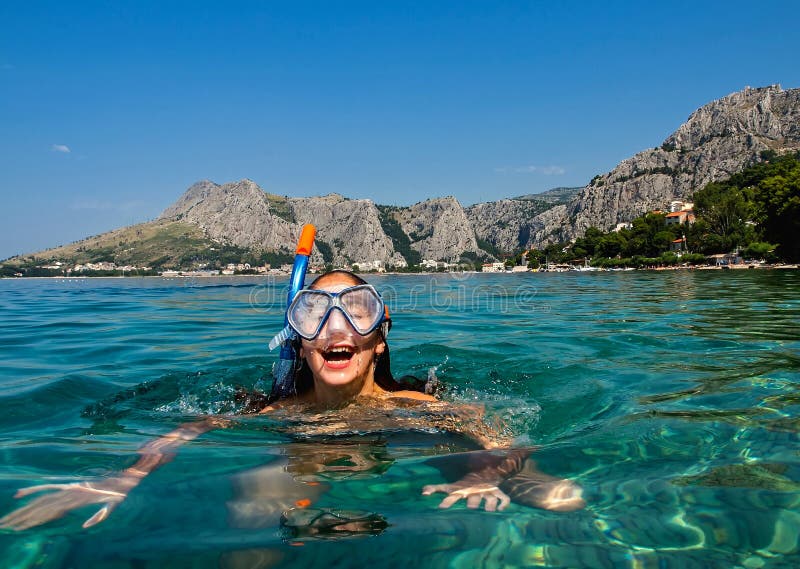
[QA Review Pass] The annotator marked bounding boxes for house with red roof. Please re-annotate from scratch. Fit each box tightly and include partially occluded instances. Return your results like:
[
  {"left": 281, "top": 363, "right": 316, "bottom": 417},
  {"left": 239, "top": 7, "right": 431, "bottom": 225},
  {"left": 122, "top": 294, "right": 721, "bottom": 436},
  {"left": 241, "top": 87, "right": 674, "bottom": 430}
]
[{"left": 665, "top": 210, "right": 696, "bottom": 226}]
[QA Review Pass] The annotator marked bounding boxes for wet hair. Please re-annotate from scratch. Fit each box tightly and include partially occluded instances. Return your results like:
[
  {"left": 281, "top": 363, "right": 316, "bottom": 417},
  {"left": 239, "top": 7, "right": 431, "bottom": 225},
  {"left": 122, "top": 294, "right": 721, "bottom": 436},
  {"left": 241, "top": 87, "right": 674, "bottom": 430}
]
[{"left": 243, "top": 270, "right": 428, "bottom": 410}]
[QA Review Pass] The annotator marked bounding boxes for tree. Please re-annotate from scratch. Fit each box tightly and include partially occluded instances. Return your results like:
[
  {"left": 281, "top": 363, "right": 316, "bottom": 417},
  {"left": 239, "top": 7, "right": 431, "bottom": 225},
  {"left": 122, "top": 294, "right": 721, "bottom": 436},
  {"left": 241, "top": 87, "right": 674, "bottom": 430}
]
[
  {"left": 753, "top": 167, "right": 800, "bottom": 260},
  {"left": 596, "top": 232, "right": 627, "bottom": 258},
  {"left": 653, "top": 230, "right": 676, "bottom": 253},
  {"left": 743, "top": 242, "right": 778, "bottom": 262},
  {"left": 692, "top": 181, "right": 754, "bottom": 253}
]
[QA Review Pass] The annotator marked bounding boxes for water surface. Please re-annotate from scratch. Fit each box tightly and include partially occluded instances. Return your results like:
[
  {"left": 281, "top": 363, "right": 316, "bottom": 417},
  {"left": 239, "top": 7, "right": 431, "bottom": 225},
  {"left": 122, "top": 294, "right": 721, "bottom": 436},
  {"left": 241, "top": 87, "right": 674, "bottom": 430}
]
[{"left": 1, "top": 271, "right": 799, "bottom": 568}]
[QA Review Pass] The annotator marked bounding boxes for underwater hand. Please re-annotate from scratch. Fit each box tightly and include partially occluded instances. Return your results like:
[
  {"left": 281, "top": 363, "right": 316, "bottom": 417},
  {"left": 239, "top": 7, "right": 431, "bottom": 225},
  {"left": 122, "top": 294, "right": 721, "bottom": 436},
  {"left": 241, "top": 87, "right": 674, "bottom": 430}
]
[
  {"left": 0, "top": 476, "right": 138, "bottom": 531},
  {"left": 422, "top": 482, "right": 511, "bottom": 512}
]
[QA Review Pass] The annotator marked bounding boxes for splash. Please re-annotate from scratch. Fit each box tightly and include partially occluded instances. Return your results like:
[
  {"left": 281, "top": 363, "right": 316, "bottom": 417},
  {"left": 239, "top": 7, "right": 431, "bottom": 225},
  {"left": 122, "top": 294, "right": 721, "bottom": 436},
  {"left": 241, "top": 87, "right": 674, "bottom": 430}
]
[
  {"left": 82, "top": 367, "right": 270, "bottom": 421},
  {"left": 437, "top": 365, "right": 542, "bottom": 445}
]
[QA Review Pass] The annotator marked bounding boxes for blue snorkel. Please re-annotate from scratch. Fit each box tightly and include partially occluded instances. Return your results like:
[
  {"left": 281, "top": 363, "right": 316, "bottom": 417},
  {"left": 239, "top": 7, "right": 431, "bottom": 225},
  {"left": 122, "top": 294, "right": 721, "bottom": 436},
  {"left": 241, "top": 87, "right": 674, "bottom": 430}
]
[{"left": 268, "top": 224, "right": 316, "bottom": 400}]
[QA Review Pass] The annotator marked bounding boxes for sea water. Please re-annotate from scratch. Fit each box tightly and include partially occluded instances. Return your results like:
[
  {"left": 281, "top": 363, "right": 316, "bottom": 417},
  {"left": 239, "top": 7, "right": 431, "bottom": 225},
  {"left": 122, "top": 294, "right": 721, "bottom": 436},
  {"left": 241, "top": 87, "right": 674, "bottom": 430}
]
[{"left": 0, "top": 271, "right": 798, "bottom": 568}]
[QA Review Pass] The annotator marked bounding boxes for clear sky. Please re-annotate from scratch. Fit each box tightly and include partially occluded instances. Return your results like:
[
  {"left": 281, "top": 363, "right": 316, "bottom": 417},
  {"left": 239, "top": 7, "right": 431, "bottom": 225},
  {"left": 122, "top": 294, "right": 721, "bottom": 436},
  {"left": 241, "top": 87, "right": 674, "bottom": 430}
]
[{"left": 2, "top": 1, "right": 798, "bottom": 259}]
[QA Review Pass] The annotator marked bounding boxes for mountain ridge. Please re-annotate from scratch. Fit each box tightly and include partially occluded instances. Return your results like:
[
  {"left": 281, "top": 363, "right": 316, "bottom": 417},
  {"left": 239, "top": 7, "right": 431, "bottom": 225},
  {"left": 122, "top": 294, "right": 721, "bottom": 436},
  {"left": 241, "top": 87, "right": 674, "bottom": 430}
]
[
  {"left": 6, "top": 85, "right": 800, "bottom": 270},
  {"left": 531, "top": 84, "right": 800, "bottom": 245}
]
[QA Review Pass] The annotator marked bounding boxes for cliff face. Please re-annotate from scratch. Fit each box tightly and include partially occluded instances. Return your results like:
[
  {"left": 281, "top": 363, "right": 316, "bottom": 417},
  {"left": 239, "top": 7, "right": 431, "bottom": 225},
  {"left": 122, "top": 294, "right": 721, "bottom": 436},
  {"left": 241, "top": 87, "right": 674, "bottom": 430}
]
[
  {"left": 287, "top": 195, "right": 405, "bottom": 266},
  {"left": 159, "top": 185, "right": 477, "bottom": 264},
  {"left": 159, "top": 179, "right": 297, "bottom": 252},
  {"left": 535, "top": 85, "right": 800, "bottom": 245},
  {"left": 394, "top": 197, "right": 481, "bottom": 261},
  {"left": 465, "top": 195, "right": 575, "bottom": 254}
]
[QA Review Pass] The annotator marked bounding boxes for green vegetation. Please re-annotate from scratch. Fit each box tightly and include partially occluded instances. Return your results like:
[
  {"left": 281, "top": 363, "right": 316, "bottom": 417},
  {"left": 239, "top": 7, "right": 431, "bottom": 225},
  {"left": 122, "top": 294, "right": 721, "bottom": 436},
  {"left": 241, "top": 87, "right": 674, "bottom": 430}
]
[
  {"left": 614, "top": 166, "right": 686, "bottom": 184},
  {"left": 315, "top": 240, "right": 334, "bottom": 264},
  {"left": 376, "top": 205, "right": 422, "bottom": 266},
  {"left": 457, "top": 250, "right": 493, "bottom": 271},
  {"left": 178, "top": 244, "right": 293, "bottom": 270},
  {"left": 407, "top": 228, "right": 434, "bottom": 242},
  {"left": 3, "top": 221, "right": 210, "bottom": 271},
  {"left": 264, "top": 194, "right": 294, "bottom": 223},
  {"left": 508, "top": 189, "right": 581, "bottom": 227},
  {"left": 688, "top": 151, "right": 800, "bottom": 260},
  {"left": 528, "top": 217, "right": 725, "bottom": 268},
  {"left": 475, "top": 234, "right": 503, "bottom": 258}
]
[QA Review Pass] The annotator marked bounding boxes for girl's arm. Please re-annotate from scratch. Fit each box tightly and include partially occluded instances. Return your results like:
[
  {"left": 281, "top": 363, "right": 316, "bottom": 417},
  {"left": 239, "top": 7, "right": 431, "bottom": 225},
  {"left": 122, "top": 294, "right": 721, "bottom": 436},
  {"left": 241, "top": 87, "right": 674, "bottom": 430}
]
[
  {"left": 0, "top": 417, "right": 226, "bottom": 531},
  {"left": 422, "top": 403, "right": 585, "bottom": 512},
  {"left": 422, "top": 448, "right": 531, "bottom": 511}
]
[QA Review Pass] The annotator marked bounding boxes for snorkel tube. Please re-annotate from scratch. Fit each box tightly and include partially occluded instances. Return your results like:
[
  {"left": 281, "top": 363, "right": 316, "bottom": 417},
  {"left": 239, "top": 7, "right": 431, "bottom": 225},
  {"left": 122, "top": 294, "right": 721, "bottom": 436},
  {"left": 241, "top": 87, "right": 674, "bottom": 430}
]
[{"left": 269, "top": 224, "right": 316, "bottom": 400}]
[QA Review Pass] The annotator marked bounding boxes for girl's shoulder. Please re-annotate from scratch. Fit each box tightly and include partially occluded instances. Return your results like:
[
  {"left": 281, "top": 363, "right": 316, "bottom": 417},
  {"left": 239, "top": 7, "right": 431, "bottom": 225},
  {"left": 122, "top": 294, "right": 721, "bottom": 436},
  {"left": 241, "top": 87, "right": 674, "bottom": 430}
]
[{"left": 385, "top": 390, "right": 438, "bottom": 402}]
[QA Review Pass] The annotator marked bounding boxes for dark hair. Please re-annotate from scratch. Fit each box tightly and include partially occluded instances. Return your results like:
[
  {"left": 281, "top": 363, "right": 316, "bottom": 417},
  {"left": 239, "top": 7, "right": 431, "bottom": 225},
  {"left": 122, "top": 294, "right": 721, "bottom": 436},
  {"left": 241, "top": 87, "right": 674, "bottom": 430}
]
[{"left": 248, "top": 270, "right": 426, "bottom": 409}]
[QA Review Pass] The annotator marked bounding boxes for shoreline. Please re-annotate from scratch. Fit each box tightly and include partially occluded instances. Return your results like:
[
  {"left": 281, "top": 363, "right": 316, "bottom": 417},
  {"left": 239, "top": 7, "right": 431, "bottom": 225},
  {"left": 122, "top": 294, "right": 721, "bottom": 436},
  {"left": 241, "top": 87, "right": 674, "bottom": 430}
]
[{"left": 2, "top": 263, "right": 798, "bottom": 280}]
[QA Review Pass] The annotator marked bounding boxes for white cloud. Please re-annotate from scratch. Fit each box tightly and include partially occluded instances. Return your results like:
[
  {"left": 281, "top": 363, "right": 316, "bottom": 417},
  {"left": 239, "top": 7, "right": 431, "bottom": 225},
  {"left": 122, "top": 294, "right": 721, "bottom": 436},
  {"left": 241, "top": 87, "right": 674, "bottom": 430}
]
[
  {"left": 536, "top": 165, "right": 566, "bottom": 175},
  {"left": 51, "top": 144, "right": 71, "bottom": 153},
  {"left": 495, "top": 165, "right": 566, "bottom": 175}
]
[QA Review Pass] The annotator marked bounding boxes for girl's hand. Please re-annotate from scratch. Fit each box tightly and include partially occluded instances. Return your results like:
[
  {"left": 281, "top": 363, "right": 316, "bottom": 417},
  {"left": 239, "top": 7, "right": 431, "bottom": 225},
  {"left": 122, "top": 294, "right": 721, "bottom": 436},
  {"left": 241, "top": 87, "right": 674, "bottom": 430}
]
[
  {"left": 422, "top": 482, "right": 511, "bottom": 512},
  {"left": 0, "top": 476, "right": 138, "bottom": 531}
]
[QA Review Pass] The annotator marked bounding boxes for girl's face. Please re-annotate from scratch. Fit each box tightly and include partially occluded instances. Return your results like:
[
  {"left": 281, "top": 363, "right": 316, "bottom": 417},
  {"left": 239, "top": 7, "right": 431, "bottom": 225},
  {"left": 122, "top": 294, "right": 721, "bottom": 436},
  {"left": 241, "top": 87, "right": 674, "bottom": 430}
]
[{"left": 299, "top": 275, "right": 385, "bottom": 398}]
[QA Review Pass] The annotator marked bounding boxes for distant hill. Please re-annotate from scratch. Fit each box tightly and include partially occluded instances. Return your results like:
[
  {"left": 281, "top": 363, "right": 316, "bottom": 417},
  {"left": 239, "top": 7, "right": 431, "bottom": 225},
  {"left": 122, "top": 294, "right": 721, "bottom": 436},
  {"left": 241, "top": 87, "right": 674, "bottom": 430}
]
[
  {"left": 5, "top": 85, "right": 800, "bottom": 273},
  {"left": 513, "top": 187, "right": 582, "bottom": 204},
  {"left": 9, "top": 220, "right": 209, "bottom": 268}
]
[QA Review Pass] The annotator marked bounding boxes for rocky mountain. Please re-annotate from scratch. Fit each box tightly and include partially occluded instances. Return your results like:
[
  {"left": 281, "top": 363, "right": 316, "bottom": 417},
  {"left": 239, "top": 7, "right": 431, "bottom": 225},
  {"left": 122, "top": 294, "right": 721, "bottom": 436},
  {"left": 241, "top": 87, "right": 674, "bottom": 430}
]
[
  {"left": 286, "top": 194, "right": 405, "bottom": 266},
  {"left": 161, "top": 179, "right": 297, "bottom": 252},
  {"left": 392, "top": 197, "right": 481, "bottom": 260},
  {"left": 7, "top": 85, "right": 799, "bottom": 270},
  {"left": 465, "top": 187, "right": 579, "bottom": 253},
  {"left": 530, "top": 84, "right": 800, "bottom": 246},
  {"left": 156, "top": 184, "right": 490, "bottom": 266}
]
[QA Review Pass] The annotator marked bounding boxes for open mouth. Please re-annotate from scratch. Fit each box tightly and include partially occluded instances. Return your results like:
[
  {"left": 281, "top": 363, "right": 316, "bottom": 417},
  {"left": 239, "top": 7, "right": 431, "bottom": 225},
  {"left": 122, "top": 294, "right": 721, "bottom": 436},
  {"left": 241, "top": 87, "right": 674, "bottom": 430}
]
[{"left": 322, "top": 345, "right": 355, "bottom": 365}]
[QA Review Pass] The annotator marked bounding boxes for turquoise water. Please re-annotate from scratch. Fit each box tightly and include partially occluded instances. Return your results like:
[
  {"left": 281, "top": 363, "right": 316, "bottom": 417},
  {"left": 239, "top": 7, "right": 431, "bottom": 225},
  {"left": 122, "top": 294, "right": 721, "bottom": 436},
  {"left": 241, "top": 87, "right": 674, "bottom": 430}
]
[{"left": 1, "top": 271, "right": 799, "bottom": 568}]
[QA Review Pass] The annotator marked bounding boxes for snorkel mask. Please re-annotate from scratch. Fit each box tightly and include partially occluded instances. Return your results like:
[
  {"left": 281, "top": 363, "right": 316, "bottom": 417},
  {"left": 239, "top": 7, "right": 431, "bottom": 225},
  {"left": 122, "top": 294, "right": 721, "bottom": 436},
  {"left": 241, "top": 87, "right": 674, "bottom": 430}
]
[
  {"left": 287, "top": 284, "right": 390, "bottom": 343},
  {"left": 269, "top": 282, "right": 391, "bottom": 351}
]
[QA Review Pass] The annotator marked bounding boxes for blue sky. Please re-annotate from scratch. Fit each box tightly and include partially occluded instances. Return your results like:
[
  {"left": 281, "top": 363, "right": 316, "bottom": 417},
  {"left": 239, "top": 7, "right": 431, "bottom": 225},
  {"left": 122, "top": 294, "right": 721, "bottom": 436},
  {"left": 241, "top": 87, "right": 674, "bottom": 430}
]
[{"left": 2, "top": 1, "right": 799, "bottom": 259}]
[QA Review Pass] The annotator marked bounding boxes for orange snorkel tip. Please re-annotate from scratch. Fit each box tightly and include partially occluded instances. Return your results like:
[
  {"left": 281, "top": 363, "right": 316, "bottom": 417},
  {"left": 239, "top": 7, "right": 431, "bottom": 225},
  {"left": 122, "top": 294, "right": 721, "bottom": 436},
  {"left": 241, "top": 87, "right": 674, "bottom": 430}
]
[{"left": 296, "top": 224, "right": 316, "bottom": 256}]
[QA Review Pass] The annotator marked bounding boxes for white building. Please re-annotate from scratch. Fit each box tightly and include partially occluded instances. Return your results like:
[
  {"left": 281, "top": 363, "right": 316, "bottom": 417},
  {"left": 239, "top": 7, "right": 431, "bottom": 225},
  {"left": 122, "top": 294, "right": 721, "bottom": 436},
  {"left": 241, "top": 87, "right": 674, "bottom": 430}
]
[
  {"left": 421, "top": 259, "right": 439, "bottom": 270},
  {"left": 74, "top": 262, "right": 117, "bottom": 272},
  {"left": 670, "top": 200, "right": 694, "bottom": 213},
  {"left": 481, "top": 262, "right": 506, "bottom": 273},
  {"left": 360, "top": 260, "right": 386, "bottom": 272}
]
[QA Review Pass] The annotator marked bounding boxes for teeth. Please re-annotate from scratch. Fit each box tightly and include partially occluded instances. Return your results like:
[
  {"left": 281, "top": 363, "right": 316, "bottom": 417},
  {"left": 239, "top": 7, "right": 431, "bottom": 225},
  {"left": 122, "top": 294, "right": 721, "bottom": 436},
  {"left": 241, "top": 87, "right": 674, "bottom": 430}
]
[{"left": 327, "top": 346, "right": 353, "bottom": 353}]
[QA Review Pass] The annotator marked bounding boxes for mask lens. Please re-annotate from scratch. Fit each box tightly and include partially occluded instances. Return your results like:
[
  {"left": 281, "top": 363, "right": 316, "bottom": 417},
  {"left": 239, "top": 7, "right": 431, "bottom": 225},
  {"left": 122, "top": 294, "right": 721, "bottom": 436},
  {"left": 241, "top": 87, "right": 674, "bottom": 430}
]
[
  {"left": 340, "top": 287, "right": 383, "bottom": 334},
  {"left": 289, "top": 291, "right": 332, "bottom": 338}
]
